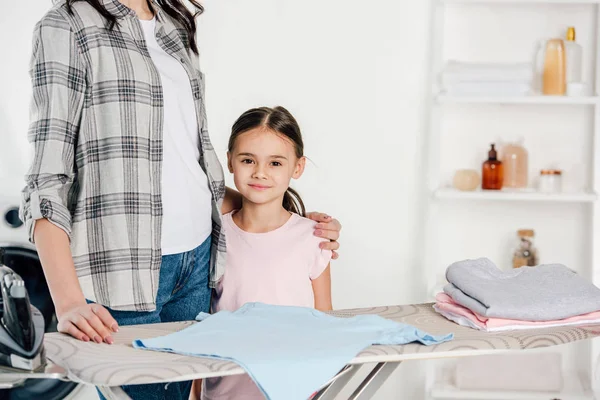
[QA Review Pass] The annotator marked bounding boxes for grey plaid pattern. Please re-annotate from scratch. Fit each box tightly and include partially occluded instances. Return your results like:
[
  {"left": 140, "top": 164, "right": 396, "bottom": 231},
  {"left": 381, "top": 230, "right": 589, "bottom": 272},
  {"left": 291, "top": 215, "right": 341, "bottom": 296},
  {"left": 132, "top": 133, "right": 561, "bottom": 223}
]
[{"left": 19, "top": 0, "right": 226, "bottom": 311}]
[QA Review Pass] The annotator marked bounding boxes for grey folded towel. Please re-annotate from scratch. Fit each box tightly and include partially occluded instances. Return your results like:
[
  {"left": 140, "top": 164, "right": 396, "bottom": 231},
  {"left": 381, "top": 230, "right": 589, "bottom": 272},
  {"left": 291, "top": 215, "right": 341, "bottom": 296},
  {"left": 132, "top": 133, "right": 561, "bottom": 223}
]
[{"left": 444, "top": 257, "right": 600, "bottom": 321}]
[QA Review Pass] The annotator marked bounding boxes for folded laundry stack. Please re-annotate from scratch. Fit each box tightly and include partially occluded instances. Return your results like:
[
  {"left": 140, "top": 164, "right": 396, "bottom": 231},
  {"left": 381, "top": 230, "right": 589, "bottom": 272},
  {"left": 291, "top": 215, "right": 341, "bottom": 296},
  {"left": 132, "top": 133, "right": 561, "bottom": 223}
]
[
  {"left": 440, "top": 61, "right": 534, "bottom": 96},
  {"left": 434, "top": 257, "right": 600, "bottom": 332}
]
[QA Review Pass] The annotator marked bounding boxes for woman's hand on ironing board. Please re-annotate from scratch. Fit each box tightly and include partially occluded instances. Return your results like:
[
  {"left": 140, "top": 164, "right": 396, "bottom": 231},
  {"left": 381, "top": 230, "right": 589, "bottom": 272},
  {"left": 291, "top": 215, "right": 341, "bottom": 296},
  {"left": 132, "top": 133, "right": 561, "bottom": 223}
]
[
  {"left": 34, "top": 219, "right": 118, "bottom": 344},
  {"left": 306, "top": 212, "right": 342, "bottom": 260},
  {"left": 57, "top": 303, "right": 119, "bottom": 344}
]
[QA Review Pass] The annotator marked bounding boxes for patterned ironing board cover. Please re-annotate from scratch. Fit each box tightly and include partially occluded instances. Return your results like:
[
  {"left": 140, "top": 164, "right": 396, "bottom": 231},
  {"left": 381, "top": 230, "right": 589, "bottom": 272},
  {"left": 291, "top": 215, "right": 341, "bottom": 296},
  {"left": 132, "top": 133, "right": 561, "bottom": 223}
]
[{"left": 43, "top": 303, "right": 600, "bottom": 386}]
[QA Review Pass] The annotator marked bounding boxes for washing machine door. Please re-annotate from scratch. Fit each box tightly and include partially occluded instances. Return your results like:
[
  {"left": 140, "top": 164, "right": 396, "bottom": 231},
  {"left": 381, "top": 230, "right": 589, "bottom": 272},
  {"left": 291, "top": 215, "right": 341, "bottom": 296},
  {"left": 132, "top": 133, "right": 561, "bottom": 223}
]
[{"left": 0, "top": 246, "right": 79, "bottom": 400}]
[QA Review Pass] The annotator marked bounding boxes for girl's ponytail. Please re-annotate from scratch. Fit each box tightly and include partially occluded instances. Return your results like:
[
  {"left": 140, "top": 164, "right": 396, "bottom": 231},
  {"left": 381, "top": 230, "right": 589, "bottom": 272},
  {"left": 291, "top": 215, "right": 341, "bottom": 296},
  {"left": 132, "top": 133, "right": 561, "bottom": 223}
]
[{"left": 283, "top": 187, "right": 306, "bottom": 217}]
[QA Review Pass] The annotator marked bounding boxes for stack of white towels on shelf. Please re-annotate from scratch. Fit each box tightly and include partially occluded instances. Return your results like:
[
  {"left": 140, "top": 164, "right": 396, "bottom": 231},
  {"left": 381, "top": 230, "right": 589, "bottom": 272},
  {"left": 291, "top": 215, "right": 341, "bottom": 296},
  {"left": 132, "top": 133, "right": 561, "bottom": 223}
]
[
  {"left": 440, "top": 60, "right": 534, "bottom": 96},
  {"left": 434, "top": 257, "right": 600, "bottom": 332}
]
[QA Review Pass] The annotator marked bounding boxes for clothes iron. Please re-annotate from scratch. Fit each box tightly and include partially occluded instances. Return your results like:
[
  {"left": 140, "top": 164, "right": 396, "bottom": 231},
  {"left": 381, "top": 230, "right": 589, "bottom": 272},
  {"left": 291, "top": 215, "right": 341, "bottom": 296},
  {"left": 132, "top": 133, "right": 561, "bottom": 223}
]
[{"left": 0, "top": 259, "right": 46, "bottom": 371}]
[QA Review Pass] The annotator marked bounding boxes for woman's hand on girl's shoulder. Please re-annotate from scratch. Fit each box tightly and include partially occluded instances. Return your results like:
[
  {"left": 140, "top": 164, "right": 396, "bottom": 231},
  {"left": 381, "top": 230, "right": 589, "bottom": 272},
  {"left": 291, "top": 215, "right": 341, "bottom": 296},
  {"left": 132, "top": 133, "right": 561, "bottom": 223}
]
[{"left": 305, "top": 212, "right": 341, "bottom": 260}]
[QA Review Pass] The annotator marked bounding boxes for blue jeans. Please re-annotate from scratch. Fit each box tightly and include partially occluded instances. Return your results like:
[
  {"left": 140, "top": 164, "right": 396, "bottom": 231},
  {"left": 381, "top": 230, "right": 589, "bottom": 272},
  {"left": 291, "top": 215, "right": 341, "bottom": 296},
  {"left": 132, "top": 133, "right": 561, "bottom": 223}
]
[{"left": 94, "top": 236, "right": 212, "bottom": 400}]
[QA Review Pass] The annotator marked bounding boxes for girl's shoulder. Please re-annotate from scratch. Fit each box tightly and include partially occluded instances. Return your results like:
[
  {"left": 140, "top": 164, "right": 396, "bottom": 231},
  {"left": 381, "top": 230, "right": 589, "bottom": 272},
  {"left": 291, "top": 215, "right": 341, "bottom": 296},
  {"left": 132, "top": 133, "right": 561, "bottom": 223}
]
[
  {"left": 284, "top": 214, "right": 323, "bottom": 245},
  {"left": 289, "top": 213, "right": 318, "bottom": 231},
  {"left": 221, "top": 210, "right": 236, "bottom": 228}
]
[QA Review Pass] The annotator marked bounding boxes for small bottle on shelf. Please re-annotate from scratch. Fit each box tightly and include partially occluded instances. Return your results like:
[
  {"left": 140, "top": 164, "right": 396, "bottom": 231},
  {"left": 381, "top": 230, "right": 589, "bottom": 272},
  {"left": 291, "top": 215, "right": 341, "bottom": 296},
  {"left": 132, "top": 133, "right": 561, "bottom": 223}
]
[
  {"left": 482, "top": 144, "right": 503, "bottom": 190},
  {"left": 542, "top": 38, "right": 566, "bottom": 95},
  {"left": 512, "top": 229, "right": 539, "bottom": 268},
  {"left": 564, "top": 27, "right": 583, "bottom": 84},
  {"left": 501, "top": 139, "right": 528, "bottom": 189}
]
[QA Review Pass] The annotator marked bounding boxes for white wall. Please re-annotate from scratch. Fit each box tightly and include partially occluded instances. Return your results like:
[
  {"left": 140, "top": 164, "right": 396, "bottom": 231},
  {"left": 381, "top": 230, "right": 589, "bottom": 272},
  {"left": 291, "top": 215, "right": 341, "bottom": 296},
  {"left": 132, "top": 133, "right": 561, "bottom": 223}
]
[{"left": 2, "top": 0, "right": 596, "bottom": 398}]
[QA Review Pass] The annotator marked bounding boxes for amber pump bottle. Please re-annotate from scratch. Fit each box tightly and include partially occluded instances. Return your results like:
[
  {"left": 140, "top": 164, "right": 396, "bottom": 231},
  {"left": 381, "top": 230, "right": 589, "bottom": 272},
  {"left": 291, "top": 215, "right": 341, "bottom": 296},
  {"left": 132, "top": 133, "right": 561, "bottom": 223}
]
[{"left": 482, "top": 144, "right": 503, "bottom": 190}]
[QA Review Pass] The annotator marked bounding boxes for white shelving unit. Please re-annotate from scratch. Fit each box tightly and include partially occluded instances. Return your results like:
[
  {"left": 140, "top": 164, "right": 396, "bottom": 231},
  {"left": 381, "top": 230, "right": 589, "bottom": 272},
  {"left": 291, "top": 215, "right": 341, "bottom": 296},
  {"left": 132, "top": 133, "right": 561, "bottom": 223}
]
[
  {"left": 422, "top": 0, "right": 600, "bottom": 398},
  {"left": 436, "top": 93, "right": 600, "bottom": 105},
  {"left": 434, "top": 187, "right": 598, "bottom": 202}
]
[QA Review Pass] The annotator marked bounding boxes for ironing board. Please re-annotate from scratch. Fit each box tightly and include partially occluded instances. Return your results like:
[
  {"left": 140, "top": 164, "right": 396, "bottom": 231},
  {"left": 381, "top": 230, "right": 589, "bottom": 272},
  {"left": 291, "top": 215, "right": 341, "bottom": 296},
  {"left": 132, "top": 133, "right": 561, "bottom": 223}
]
[{"left": 3, "top": 302, "right": 600, "bottom": 399}]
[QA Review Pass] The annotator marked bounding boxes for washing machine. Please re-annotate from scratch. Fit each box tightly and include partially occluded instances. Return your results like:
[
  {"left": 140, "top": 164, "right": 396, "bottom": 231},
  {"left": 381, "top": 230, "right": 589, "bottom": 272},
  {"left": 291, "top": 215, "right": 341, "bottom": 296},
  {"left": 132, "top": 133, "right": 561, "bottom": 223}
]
[{"left": 0, "top": 195, "right": 92, "bottom": 400}]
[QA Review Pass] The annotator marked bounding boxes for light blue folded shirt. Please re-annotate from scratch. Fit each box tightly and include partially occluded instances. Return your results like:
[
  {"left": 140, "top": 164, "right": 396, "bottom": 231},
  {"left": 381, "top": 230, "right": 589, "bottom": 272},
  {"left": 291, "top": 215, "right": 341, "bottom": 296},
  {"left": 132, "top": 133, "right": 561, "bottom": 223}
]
[{"left": 133, "top": 302, "right": 453, "bottom": 400}]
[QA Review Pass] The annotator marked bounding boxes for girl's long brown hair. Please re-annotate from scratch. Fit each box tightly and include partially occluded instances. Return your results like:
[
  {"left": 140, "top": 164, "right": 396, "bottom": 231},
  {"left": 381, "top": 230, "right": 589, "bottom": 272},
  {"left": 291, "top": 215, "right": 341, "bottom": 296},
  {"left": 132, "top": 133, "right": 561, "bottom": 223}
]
[{"left": 228, "top": 106, "right": 306, "bottom": 217}]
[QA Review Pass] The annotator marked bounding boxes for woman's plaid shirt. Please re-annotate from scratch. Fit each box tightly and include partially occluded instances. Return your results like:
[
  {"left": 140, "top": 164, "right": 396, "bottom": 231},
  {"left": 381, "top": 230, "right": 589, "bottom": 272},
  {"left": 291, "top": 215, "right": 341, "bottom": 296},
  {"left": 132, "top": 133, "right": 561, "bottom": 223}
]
[{"left": 19, "top": 0, "right": 226, "bottom": 311}]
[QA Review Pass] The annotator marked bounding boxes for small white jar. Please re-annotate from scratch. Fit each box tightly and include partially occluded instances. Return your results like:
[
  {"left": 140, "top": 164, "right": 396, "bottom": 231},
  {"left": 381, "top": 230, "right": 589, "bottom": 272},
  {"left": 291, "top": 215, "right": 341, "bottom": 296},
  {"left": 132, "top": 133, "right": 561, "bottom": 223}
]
[{"left": 538, "top": 169, "right": 562, "bottom": 193}]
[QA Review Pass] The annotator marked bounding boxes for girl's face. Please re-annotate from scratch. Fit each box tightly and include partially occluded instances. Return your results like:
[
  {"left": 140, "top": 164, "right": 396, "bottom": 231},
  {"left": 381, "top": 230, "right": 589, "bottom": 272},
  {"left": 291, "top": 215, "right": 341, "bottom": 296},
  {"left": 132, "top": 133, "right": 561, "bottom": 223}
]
[{"left": 227, "top": 127, "right": 305, "bottom": 208}]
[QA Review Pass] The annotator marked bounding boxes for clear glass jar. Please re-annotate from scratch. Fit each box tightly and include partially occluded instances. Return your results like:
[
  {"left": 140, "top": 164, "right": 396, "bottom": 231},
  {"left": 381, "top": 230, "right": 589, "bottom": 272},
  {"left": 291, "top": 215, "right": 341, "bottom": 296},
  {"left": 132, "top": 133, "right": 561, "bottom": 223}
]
[
  {"left": 512, "top": 229, "right": 539, "bottom": 269},
  {"left": 501, "top": 141, "right": 528, "bottom": 188}
]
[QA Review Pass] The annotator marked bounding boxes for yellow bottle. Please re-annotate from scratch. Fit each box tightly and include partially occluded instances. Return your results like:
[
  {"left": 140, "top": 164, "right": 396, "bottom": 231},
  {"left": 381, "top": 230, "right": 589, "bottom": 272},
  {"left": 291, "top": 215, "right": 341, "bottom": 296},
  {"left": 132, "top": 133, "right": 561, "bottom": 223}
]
[{"left": 542, "top": 39, "right": 566, "bottom": 95}]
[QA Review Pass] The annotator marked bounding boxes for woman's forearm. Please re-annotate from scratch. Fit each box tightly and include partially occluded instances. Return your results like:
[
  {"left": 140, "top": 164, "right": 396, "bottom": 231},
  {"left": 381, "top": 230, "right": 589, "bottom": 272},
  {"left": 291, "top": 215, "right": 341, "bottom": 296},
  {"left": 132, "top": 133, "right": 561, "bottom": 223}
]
[{"left": 33, "top": 218, "right": 86, "bottom": 316}]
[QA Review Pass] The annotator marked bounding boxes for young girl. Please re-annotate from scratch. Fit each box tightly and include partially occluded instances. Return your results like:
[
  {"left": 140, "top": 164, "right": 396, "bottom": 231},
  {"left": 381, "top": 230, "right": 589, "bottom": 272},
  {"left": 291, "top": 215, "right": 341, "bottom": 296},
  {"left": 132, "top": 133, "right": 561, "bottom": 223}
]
[{"left": 197, "top": 106, "right": 333, "bottom": 400}]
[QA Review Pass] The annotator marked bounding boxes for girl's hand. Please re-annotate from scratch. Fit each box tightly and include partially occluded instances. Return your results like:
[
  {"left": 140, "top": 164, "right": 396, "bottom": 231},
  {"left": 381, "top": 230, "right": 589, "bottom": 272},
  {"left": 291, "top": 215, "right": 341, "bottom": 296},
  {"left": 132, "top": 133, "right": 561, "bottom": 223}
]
[
  {"left": 306, "top": 212, "right": 342, "bottom": 259},
  {"left": 56, "top": 302, "right": 119, "bottom": 344}
]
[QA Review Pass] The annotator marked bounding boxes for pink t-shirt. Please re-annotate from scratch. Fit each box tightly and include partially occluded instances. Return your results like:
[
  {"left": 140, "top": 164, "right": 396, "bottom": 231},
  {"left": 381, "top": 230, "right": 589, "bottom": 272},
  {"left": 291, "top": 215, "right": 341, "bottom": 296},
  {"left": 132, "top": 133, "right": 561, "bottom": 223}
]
[
  {"left": 202, "top": 210, "right": 332, "bottom": 399},
  {"left": 213, "top": 211, "right": 332, "bottom": 312}
]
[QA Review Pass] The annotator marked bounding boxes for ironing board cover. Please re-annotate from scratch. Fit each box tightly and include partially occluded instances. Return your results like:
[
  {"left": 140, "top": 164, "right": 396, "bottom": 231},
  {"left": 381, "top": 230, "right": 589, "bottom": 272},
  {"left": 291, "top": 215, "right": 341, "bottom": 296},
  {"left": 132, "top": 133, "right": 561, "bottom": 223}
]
[{"left": 43, "top": 303, "right": 600, "bottom": 386}]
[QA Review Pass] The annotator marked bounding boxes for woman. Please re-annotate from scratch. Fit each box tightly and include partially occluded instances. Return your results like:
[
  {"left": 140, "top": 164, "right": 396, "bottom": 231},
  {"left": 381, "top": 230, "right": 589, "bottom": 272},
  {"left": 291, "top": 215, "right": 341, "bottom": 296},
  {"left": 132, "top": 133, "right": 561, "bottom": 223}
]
[{"left": 20, "top": 0, "right": 341, "bottom": 398}]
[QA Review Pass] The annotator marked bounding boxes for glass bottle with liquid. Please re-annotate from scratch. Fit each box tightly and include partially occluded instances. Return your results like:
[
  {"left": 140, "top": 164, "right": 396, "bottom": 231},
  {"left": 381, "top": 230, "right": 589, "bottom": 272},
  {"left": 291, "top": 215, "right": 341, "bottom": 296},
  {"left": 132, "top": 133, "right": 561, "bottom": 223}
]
[
  {"left": 542, "top": 39, "right": 566, "bottom": 95},
  {"left": 501, "top": 140, "right": 528, "bottom": 189},
  {"left": 482, "top": 144, "right": 503, "bottom": 190},
  {"left": 512, "top": 229, "right": 539, "bottom": 268}
]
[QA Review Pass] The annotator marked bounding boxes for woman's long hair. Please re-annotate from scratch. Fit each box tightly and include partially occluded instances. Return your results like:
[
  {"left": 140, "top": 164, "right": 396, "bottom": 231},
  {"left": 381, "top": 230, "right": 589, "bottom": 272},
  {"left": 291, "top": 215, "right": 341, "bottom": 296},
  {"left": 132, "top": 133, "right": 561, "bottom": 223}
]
[
  {"left": 65, "top": 0, "right": 203, "bottom": 54},
  {"left": 228, "top": 106, "right": 306, "bottom": 217}
]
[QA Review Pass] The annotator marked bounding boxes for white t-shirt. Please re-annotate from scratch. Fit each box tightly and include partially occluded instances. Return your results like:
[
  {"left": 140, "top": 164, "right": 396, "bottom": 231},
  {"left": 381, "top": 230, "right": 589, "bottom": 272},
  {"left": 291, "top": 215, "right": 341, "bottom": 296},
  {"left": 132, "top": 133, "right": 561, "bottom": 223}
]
[{"left": 139, "top": 18, "right": 213, "bottom": 255}]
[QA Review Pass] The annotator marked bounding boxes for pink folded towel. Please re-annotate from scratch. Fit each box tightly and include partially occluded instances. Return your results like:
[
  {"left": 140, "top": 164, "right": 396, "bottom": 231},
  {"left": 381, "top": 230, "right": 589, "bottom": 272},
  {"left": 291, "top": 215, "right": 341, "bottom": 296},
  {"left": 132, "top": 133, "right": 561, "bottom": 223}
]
[{"left": 434, "top": 292, "right": 600, "bottom": 332}]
